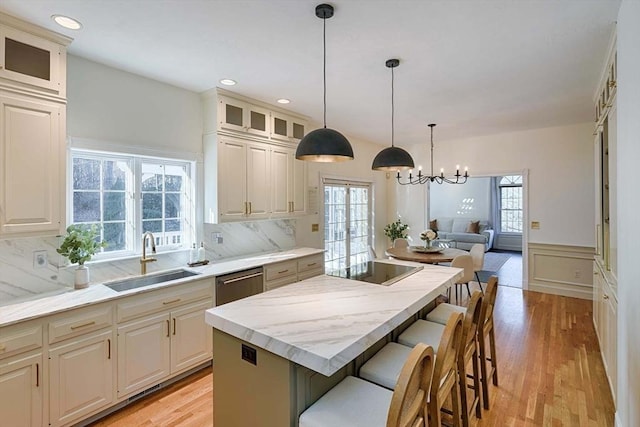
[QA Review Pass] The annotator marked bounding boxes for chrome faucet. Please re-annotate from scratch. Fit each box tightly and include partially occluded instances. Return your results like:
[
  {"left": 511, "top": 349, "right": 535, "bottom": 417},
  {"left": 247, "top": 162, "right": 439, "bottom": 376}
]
[{"left": 140, "top": 231, "right": 157, "bottom": 274}]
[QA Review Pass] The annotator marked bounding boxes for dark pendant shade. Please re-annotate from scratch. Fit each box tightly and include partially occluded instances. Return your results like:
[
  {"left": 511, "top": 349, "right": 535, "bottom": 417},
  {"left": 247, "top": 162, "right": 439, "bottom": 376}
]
[
  {"left": 371, "top": 146, "right": 415, "bottom": 171},
  {"left": 295, "top": 128, "right": 354, "bottom": 162}
]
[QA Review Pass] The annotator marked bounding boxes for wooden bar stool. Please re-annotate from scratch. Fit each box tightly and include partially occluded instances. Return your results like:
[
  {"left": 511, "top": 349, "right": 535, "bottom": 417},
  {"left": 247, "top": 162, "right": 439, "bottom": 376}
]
[
  {"left": 299, "top": 343, "right": 434, "bottom": 427},
  {"left": 398, "top": 292, "right": 483, "bottom": 427},
  {"left": 359, "top": 313, "right": 464, "bottom": 427},
  {"left": 427, "top": 276, "right": 499, "bottom": 410}
]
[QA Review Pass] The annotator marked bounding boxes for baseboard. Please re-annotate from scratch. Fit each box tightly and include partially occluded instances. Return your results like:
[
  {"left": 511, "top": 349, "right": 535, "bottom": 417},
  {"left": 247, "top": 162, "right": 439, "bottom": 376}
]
[
  {"left": 615, "top": 412, "right": 622, "bottom": 427},
  {"left": 528, "top": 282, "right": 593, "bottom": 299}
]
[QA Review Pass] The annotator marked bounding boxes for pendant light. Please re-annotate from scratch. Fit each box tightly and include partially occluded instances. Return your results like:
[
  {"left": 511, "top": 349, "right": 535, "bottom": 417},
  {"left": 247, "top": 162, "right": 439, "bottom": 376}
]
[
  {"left": 372, "top": 59, "right": 415, "bottom": 171},
  {"left": 296, "top": 4, "right": 354, "bottom": 162}
]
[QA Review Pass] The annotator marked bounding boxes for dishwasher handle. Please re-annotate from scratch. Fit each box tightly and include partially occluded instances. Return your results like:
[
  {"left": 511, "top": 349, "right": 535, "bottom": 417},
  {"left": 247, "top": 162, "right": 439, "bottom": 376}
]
[{"left": 219, "top": 271, "right": 263, "bottom": 285}]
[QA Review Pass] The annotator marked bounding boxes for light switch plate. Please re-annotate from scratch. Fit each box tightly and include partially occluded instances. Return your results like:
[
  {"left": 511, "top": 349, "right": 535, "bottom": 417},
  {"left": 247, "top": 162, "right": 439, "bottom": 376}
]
[
  {"left": 531, "top": 221, "right": 540, "bottom": 229},
  {"left": 33, "top": 250, "right": 47, "bottom": 268}
]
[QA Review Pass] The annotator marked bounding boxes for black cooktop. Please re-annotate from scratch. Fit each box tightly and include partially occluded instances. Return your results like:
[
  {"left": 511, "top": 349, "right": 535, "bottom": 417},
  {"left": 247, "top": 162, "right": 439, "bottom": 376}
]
[{"left": 326, "top": 261, "right": 423, "bottom": 286}]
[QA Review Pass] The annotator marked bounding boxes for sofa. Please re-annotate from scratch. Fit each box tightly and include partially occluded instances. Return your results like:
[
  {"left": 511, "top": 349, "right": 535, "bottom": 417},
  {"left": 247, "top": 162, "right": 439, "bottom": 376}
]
[{"left": 430, "top": 217, "right": 494, "bottom": 251}]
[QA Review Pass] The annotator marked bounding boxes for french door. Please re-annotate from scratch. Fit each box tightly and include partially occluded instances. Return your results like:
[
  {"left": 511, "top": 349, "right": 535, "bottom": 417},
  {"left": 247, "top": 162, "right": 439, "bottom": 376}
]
[{"left": 323, "top": 179, "right": 372, "bottom": 273}]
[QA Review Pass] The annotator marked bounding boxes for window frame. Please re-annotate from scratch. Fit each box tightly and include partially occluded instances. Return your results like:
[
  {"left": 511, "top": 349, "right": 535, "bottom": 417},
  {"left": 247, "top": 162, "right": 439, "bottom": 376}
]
[
  {"left": 69, "top": 148, "right": 196, "bottom": 261},
  {"left": 498, "top": 175, "right": 523, "bottom": 234}
]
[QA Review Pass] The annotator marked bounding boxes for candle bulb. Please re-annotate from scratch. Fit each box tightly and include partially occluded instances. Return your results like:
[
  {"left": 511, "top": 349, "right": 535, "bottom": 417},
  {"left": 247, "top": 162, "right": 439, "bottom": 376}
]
[{"left": 440, "top": 167, "right": 444, "bottom": 177}]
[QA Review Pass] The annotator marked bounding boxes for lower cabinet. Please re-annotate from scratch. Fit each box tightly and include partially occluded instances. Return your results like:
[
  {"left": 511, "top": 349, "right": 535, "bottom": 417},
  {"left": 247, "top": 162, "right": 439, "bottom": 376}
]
[
  {"left": 117, "top": 300, "right": 213, "bottom": 399},
  {"left": 593, "top": 260, "right": 617, "bottom": 404},
  {"left": 0, "top": 351, "right": 43, "bottom": 426},
  {"left": 48, "top": 330, "right": 114, "bottom": 427}
]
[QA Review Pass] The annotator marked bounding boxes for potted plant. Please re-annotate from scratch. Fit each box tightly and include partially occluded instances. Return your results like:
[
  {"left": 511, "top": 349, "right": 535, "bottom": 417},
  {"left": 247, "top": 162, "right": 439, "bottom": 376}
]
[
  {"left": 57, "top": 224, "right": 107, "bottom": 289},
  {"left": 384, "top": 218, "right": 409, "bottom": 245}
]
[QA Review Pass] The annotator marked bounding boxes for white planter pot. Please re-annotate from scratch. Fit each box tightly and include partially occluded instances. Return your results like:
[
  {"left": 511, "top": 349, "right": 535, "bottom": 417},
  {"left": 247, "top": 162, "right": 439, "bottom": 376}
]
[{"left": 75, "top": 265, "right": 90, "bottom": 289}]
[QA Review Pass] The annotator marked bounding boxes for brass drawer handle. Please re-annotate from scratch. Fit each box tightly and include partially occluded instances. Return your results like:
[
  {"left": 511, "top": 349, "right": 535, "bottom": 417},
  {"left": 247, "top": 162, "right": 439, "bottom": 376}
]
[
  {"left": 278, "top": 270, "right": 289, "bottom": 274},
  {"left": 0, "top": 343, "right": 5, "bottom": 352},
  {"left": 173, "top": 318, "right": 176, "bottom": 335},
  {"left": 307, "top": 263, "right": 317, "bottom": 267},
  {"left": 603, "top": 294, "right": 609, "bottom": 300},
  {"left": 70, "top": 321, "right": 96, "bottom": 330},
  {"left": 163, "top": 298, "right": 181, "bottom": 305},
  {"left": 166, "top": 319, "right": 170, "bottom": 337}
]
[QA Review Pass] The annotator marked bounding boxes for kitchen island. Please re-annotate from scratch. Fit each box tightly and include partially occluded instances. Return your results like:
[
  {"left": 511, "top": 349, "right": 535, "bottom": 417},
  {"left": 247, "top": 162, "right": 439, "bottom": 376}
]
[{"left": 204, "top": 259, "right": 463, "bottom": 427}]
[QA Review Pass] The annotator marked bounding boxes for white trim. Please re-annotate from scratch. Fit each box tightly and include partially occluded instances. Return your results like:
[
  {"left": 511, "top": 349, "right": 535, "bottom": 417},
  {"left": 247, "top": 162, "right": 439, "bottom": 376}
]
[{"left": 68, "top": 136, "right": 203, "bottom": 163}]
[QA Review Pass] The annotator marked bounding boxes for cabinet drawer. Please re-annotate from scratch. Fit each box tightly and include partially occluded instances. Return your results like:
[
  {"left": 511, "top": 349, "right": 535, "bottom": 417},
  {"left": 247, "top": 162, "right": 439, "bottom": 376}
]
[
  {"left": 49, "top": 304, "right": 113, "bottom": 344},
  {"left": 297, "top": 254, "right": 324, "bottom": 273},
  {"left": 264, "top": 260, "right": 297, "bottom": 282},
  {"left": 264, "top": 275, "right": 297, "bottom": 292},
  {"left": 0, "top": 321, "right": 42, "bottom": 360},
  {"left": 297, "top": 267, "right": 324, "bottom": 282},
  {"left": 117, "top": 280, "right": 213, "bottom": 323}
]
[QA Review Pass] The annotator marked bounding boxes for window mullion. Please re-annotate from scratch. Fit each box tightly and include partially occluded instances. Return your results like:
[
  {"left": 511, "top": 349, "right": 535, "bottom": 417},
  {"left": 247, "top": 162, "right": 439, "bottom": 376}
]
[{"left": 133, "top": 158, "right": 142, "bottom": 254}]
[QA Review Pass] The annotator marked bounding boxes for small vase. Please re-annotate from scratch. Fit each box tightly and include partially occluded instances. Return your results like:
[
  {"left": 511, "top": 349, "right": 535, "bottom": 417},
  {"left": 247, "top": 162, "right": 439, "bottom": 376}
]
[
  {"left": 75, "top": 265, "right": 90, "bottom": 289},
  {"left": 424, "top": 239, "right": 431, "bottom": 248}
]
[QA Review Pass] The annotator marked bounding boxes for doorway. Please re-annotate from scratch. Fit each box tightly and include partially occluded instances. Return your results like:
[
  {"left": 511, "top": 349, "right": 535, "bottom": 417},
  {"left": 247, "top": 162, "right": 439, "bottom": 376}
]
[{"left": 323, "top": 179, "right": 372, "bottom": 273}]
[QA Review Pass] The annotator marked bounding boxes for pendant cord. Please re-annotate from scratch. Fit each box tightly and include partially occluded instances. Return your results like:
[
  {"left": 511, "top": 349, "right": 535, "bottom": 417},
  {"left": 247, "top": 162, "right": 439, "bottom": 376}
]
[
  {"left": 391, "top": 65, "right": 395, "bottom": 147},
  {"left": 323, "top": 15, "right": 327, "bottom": 128},
  {"left": 430, "top": 125, "right": 434, "bottom": 177}
]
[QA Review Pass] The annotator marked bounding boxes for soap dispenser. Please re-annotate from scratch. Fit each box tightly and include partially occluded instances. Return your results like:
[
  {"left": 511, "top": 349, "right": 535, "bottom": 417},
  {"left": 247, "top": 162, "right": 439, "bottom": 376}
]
[
  {"left": 197, "top": 242, "right": 206, "bottom": 262},
  {"left": 189, "top": 243, "right": 198, "bottom": 264}
]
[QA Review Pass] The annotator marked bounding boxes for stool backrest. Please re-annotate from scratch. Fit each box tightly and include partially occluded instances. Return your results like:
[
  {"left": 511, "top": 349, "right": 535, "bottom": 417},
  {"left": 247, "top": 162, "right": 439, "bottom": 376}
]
[
  {"left": 431, "top": 312, "right": 464, "bottom": 402},
  {"left": 451, "top": 254, "right": 474, "bottom": 284},
  {"left": 387, "top": 343, "right": 434, "bottom": 427},
  {"left": 462, "top": 291, "right": 483, "bottom": 354},
  {"left": 480, "top": 276, "right": 499, "bottom": 330}
]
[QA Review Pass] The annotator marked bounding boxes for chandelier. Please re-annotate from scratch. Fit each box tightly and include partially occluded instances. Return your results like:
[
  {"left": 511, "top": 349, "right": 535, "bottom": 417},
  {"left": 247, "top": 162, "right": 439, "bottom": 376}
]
[{"left": 396, "top": 123, "right": 469, "bottom": 185}]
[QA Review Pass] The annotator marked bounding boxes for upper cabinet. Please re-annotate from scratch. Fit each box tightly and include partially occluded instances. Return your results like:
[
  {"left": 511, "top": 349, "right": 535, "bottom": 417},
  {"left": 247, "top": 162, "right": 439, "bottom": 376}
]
[
  {"left": 0, "top": 13, "right": 70, "bottom": 238},
  {"left": 203, "top": 89, "right": 309, "bottom": 223},
  {"left": 0, "top": 13, "right": 71, "bottom": 99}
]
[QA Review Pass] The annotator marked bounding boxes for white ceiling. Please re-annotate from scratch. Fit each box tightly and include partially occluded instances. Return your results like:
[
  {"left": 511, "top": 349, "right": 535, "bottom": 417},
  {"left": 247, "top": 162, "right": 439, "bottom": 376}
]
[{"left": 0, "top": 0, "right": 620, "bottom": 146}]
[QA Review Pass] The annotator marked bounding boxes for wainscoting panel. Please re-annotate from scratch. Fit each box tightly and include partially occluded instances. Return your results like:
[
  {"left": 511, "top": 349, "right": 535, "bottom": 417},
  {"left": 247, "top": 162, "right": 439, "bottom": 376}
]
[{"left": 528, "top": 243, "right": 594, "bottom": 299}]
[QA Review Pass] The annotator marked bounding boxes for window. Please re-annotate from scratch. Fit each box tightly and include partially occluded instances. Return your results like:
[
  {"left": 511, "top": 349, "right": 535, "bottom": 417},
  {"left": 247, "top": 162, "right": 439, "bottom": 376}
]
[
  {"left": 499, "top": 175, "right": 523, "bottom": 233},
  {"left": 71, "top": 150, "right": 194, "bottom": 257}
]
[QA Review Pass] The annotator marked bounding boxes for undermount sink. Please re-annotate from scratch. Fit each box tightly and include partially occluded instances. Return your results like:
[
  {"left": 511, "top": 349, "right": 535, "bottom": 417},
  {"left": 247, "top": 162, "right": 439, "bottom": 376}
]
[{"left": 104, "top": 269, "right": 200, "bottom": 292}]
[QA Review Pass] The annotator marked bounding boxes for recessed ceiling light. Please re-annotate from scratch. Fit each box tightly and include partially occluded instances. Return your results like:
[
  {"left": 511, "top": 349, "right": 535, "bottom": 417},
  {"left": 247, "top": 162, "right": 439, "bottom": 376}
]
[
  {"left": 220, "top": 79, "right": 237, "bottom": 86},
  {"left": 51, "top": 15, "right": 82, "bottom": 30},
  {"left": 277, "top": 98, "right": 291, "bottom": 104}
]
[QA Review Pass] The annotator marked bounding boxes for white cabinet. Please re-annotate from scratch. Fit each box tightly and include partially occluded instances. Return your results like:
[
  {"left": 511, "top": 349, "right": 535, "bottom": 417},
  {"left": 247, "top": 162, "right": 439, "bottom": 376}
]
[
  {"left": 48, "top": 330, "right": 113, "bottom": 426},
  {"left": 218, "top": 137, "right": 270, "bottom": 220},
  {"left": 0, "top": 16, "right": 70, "bottom": 97},
  {"left": 0, "top": 91, "right": 65, "bottom": 237},
  {"left": 270, "top": 146, "right": 307, "bottom": 217},
  {"left": 0, "top": 320, "right": 43, "bottom": 427},
  {"left": 593, "top": 260, "right": 617, "bottom": 405},
  {"left": 263, "top": 253, "right": 325, "bottom": 291},
  {"left": 116, "top": 281, "right": 213, "bottom": 398},
  {"left": 270, "top": 111, "right": 306, "bottom": 142},
  {"left": 218, "top": 95, "right": 270, "bottom": 138}
]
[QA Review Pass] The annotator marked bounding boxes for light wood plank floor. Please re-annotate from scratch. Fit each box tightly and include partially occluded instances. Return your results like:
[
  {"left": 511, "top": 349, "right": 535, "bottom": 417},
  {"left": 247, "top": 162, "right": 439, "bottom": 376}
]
[{"left": 89, "top": 285, "right": 615, "bottom": 427}]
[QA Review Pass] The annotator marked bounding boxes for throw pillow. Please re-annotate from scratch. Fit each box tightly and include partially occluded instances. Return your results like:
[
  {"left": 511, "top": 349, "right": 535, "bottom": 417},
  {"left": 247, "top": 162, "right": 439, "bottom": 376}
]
[
  {"left": 429, "top": 219, "right": 438, "bottom": 232},
  {"left": 466, "top": 220, "right": 480, "bottom": 234}
]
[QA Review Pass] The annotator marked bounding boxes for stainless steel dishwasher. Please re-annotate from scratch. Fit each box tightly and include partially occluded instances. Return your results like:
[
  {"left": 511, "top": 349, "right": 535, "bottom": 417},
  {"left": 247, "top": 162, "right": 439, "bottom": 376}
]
[{"left": 215, "top": 267, "right": 264, "bottom": 306}]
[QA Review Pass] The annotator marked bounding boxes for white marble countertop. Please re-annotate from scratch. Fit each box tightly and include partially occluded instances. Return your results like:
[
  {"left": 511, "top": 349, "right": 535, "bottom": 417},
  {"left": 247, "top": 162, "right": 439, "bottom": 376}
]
[
  {"left": 0, "top": 247, "right": 324, "bottom": 327},
  {"left": 205, "top": 259, "right": 463, "bottom": 376}
]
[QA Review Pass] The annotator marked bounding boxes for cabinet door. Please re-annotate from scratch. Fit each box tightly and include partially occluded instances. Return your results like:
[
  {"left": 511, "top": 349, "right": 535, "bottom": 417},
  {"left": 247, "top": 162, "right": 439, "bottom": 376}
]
[
  {"left": 0, "top": 25, "right": 62, "bottom": 93},
  {"left": 218, "top": 96, "right": 270, "bottom": 137},
  {"left": 218, "top": 138, "right": 248, "bottom": 220},
  {"left": 117, "top": 313, "right": 170, "bottom": 399},
  {"left": 246, "top": 142, "right": 270, "bottom": 218},
  {"left": 0, "top": 352, "right": 42, "bottom": 427},
  {"left": 0, "top": 93, "right": 63, "bottom": 237},
  {"left": 271, "top": 112, "right": 306, "bottom": 142},
  {"left": 270, "top": 146, "right": 291, "bottom": 217},
  {"left": 170, "top": 300, "right": 213, "bottom": 374},
  {"left": 49, "top": 330, "right": 113, "bottom": 427},
  {"left": 291, "top": 155, "right": 307, "bottom": 215},
  {"left": 605, "top": 290, "right": 617, "bottom": 404}
]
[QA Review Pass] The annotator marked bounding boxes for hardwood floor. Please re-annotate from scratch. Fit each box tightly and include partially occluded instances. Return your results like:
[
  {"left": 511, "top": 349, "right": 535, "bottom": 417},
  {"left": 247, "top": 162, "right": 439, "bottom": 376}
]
[{"left": 89, "top": 285, "right": 614, "bottom": 427}]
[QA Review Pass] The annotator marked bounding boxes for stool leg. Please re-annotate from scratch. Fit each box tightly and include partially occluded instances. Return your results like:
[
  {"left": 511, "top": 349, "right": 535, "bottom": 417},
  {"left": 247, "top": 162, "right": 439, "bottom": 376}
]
[
  {"left": 479, "top": 330, "right": 490, "bottom": 410},
  {"left": 489, "top": 324, "right": 499, "bottom": 386},
  {"left": 475, "top": 272, "right": 484, "bottom": 293},
  {"left": 465, "top": 282, "right": 472, "bottom": 298},
  {"left": 451, "top": 371, "right": 463, "bottom": 427},
  {"left": 471, "top": 343, "right": 482, "bottom": 419}
]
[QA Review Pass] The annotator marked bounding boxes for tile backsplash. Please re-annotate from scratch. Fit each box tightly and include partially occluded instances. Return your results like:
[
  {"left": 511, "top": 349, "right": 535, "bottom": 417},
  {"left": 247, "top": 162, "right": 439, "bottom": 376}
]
[{"left": 0, "top": 219, "right": 296, "bottom": 306}]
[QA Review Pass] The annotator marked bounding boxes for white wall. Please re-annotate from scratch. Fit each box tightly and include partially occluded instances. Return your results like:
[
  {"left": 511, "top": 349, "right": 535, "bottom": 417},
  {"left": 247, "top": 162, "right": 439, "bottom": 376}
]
[
  {"left": 399, "top": 122, "right": 594, "bottom": 248},
  {"left": 614, "top": 1, "right": 640, "bottom": 425},
  {"left": 429, "top": 177, "right": 491, "bottom": 221},
  {"left": 67, "top": 55, "right": 202, "bottom": 153}
]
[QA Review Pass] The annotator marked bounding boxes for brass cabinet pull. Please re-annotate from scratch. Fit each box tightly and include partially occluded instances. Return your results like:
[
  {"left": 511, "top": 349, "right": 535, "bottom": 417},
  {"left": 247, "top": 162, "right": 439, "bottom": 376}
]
[
  {"left": 71, "top": 321, "right": 96, "bottom": 330},
  {"left": 166, "top": 319, "right": 170, "bottom": 337},
  {"left": 249, "top": 202, "right": 252, "bottom": 214},
  {"left": 162, "top": 298, "right": 181, "bottom": 305},
  {"left": 609, "top": 80, "right": 616, "bottom": 88},
  {"left": 36, "top": 363, "right": 39, "bottom": 387},
  {"left": 173, "top": 318, "right": 176, "bottom": 335},
  {"left": 603, "top": 294, "right": 609, "bottom": 300},
  {"left": 278, "top": 270, "right": 289, "bottom": 274},
  {"left": 107, "top": 338, "right": 111, "bottom": 359},
  {"left": 307, "top": 263, "right": 317, "bottom": 267},
  {"left": 0, "top": 343, "right": 5, "bottom": 353},
  {"left": 244, "top": 201, "right": 248, "bottom": 215}
]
